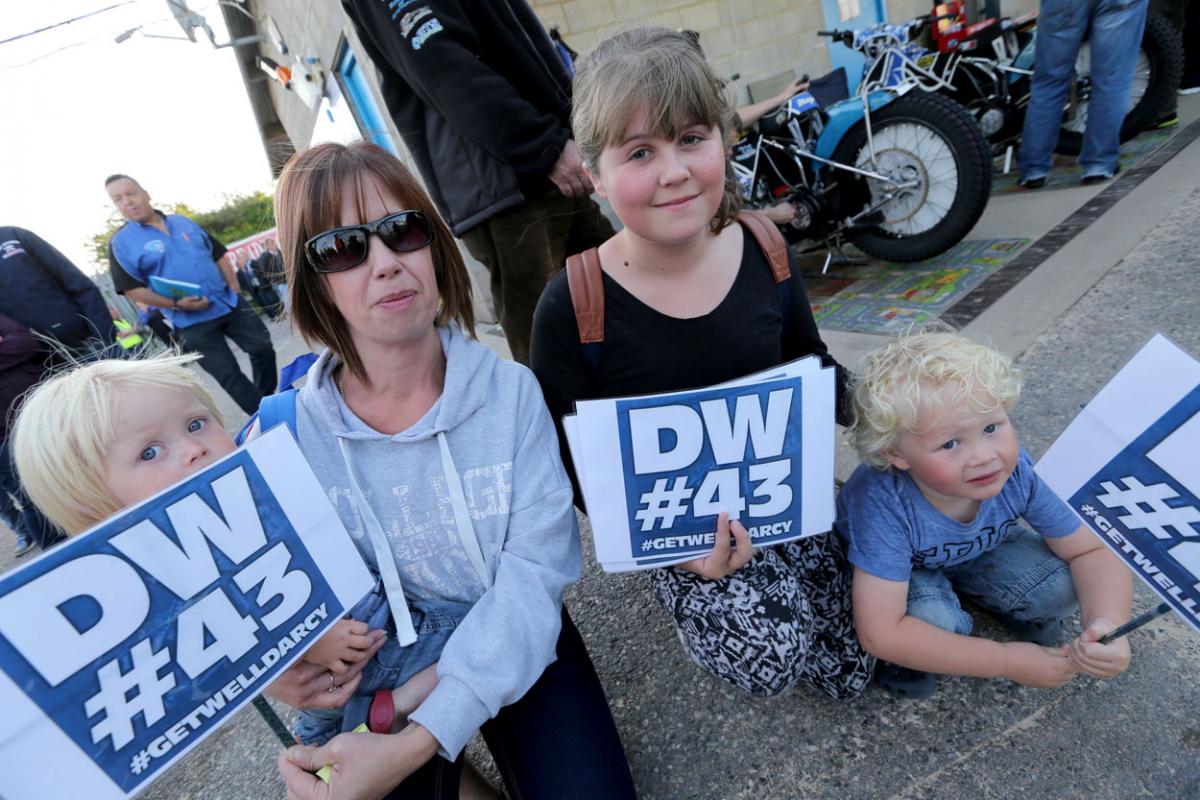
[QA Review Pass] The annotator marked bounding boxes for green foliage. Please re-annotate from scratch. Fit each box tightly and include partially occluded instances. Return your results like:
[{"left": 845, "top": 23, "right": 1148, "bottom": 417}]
[{"left": 89, "top": 191, "right": 276, "bottom": 265}]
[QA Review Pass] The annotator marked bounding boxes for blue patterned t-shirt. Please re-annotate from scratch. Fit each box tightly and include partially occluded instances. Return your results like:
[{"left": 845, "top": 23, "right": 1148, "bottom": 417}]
[{"left": 835, "top": 450, "right": 1080, "bottom": 582}]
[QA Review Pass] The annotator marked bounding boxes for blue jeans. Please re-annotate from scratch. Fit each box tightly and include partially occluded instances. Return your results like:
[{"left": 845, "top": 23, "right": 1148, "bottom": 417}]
[
  {"left": 176, "top": 299, "right": 277, "bottom": 415},
  {"left": 389, "top": 608, "right": 636, "bottom": 800},
  {"left": 1019, "top": 0, "right": 1150, "bottom": 180},
  {"left": 906, "top": 528, "right": 1078, "bottom": 644},
  {"left": 294, "top": 582, "right": 470, "bottom": 746}
]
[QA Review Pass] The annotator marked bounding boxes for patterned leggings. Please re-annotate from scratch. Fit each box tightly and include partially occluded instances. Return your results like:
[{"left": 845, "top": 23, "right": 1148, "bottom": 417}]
[{"left": 648, "top": 532, "right": 875, "bottom": 699}]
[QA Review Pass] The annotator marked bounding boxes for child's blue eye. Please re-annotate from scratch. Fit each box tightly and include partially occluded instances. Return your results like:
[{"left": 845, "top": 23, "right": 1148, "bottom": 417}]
[
  {"left": 681, "top": 133, "right": 704, "bottom": 146},
  {"left": 983, "top": 423, "right": 998, "bottom": 434},
  {"left": 188, "top": 418, "right": 206, "bottom": 433},
  {"left": 939, "top": 440, "right": 958, "bottom": 450},
  {"left": 629, "top": 147, "right": 650, "bottom": 161},
  {"left": 139, "top": 445, "right": 164, "bottom": 462}
]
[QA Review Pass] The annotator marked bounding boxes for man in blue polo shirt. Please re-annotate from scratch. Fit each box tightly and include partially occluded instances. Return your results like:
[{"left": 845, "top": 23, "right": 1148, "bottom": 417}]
[{"left": 106, "top": 174, "right": 276, "bottom": 414}]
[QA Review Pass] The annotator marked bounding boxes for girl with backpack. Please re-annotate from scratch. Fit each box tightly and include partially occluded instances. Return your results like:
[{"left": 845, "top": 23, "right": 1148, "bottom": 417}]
[{"left": 530, "top": 26, "right": 874, "bottom": 700}]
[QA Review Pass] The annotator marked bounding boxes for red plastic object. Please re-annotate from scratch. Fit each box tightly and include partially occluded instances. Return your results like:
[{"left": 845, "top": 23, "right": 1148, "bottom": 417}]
[{"left": 368, "top": 689, "right": 394, "bottom": 734}]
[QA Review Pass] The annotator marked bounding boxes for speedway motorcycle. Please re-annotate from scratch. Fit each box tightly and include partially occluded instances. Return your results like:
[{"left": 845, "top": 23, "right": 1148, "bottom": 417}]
[
  {"left": 730, "top": 76, "right": 991, "bottom": 264},
  {"left": 826, "top": 2, "right": 1181, "bottom": 156}
]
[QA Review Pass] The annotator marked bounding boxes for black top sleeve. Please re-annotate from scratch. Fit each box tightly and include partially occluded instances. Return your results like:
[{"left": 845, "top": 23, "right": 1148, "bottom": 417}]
[
  {"left": 204, "top": 229, "right": 228, "bottom": 262},
  {"left": 19, "top": 229, "right": 114, "bottom": 343},
  {"left": 341, "top": 0, "right": 568, "bottom": 176},
  {"left": 108, "top": 240, "right": 146, "bottom": 293}
]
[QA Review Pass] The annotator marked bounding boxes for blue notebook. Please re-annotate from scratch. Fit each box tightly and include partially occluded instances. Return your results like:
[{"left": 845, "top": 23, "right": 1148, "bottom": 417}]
[{"left": 149, "top": 275, "right": 204, "bottom": 299}]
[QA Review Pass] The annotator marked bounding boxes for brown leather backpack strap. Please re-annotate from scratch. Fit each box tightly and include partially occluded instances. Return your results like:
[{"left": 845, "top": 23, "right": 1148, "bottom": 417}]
[
  {"left": 737, "top": 210, "right": 791, "bottom": 283},
  {"left": 565, "top": 247, "right": 605, "bottom": 344}
]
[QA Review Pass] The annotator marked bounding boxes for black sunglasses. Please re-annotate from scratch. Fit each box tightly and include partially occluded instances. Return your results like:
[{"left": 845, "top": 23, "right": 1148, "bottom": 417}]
[{"left": 305, "top": 210, "right": 433, "bottom": 273}]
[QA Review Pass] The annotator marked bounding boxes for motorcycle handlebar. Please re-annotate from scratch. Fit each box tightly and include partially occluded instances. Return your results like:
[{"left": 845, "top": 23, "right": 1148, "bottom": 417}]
[{"left": 816, "top": 29, "right": 854, "bottom": 45}]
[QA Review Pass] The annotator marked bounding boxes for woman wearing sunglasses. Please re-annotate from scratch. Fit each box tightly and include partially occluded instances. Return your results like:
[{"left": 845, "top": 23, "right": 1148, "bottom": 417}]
[{"left": 266, "top": 142, "right": 635, "bottom": 800}]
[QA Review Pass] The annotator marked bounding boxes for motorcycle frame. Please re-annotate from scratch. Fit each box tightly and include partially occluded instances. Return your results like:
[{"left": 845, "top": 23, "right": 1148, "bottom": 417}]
[
  {"left": 732, "top": 88, "right": 922, "bottom": 263},
  {"left": 849, "top": 19, "right": 1037, "bottom": 149}
]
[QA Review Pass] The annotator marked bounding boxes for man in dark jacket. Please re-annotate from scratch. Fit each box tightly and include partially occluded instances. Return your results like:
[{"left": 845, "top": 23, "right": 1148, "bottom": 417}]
[
  {"left": 0, "top": 227, "right": 115, "bottom": 357},
  {"left": 0, "top": 312, "right": 59, "bottom": 556},
  {"left": 341, "top": 0, "right": 614, "bottom": 365}
]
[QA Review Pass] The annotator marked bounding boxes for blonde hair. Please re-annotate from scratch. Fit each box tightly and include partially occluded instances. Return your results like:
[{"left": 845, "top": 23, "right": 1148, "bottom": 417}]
[
  {"left": 571, "top": 25, "right": 743, "bottom": 233},
  {"left": 849, "top": 325, "right": 1022, "bottom": 469},
  {"left": 11, "top": 353, "right": 223, "bottom": 535}
]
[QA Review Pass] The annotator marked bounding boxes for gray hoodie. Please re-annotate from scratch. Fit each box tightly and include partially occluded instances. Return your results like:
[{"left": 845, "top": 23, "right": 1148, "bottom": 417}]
[{"left": 291, "top": 325, "right": 580, "bottom": 759}]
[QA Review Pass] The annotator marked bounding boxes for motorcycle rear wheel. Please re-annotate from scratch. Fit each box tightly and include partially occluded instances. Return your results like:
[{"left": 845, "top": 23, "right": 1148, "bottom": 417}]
[
  {"left": 1054, "top": 10, "right": 1181, "bottom": 155},
  {"left": 832, "top": 92, "right": 991, "bottom": 263}
]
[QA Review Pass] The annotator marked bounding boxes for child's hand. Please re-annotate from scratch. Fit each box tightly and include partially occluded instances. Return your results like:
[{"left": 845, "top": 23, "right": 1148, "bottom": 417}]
[
  {"left": 1001, "top": 642, "right": 1077, "bottom": 688},
  {"left": 393, "top": 664, "right": 439, "bottom": 718},
  {"left": 1063, "top": 618, "right": 1132, "bottom": 679},
  {"left": 305, "top": 619, "right": 386, "bottom": 678},
  {"left": 678, "top": 513, "right": 755, "bottom": 580}
]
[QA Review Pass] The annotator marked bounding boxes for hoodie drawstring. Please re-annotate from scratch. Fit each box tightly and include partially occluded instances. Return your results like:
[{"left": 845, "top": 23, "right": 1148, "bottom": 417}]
[
  {"left": 437, "top": 431, "right": 491, "bottom": 585},
  {"left": 337, "top": 437, "right": 418, "bottom": 646},
  {"left": 335, "top": 432, "right": 493, "bottom": 647}
]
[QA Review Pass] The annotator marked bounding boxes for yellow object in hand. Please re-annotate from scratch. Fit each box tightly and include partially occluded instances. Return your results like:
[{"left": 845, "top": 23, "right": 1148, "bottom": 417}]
[{"left": 317, "top": 724, "right": 369, "bottom": 783}]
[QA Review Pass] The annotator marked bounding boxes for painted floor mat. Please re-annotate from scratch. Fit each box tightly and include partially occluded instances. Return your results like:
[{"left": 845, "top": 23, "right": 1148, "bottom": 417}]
[
  {"left": 991, "top": 128, "right": 1172, "bottom": 194},
  {"left": 804, "top": 238, "right": 1030, "bottom": 335}
]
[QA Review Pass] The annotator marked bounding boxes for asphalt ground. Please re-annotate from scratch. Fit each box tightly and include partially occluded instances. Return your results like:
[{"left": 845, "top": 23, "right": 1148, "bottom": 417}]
[{"left": 2, "top": 101, "right": 1199, "bottom": 798}]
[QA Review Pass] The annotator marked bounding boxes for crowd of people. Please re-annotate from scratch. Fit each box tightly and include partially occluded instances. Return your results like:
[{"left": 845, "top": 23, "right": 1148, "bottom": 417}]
[{"left": 3, "top": 0, "right": 1190, "bottom": 796}]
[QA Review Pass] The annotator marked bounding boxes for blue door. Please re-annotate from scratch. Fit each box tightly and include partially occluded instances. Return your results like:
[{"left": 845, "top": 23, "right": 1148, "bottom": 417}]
[
  {"left": 820, "top": 0, "right": 887, "bottom": 93},
  {"left": 336, "top": 44, "right": 398, "bottom": 155}
]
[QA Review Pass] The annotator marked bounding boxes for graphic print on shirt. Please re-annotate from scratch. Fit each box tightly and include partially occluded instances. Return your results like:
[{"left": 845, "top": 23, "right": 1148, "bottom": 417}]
[
  {"left": 411, "top": 18, "right": 444, "bottom": 49},
  {"left": 0, "top": 239, "right": 25, "bottom": 259},
  {"left": 386, "top": 0, "right": 421, "bottom": 20},
  {"left": 399, "top": 6, "right": 431, "bottom": 36},
  {"left": 325, "top": 463, "right": 514, "bottom": 603},
  {"left": 913, "top": 517, "right": 1018, "bottom": 569}
]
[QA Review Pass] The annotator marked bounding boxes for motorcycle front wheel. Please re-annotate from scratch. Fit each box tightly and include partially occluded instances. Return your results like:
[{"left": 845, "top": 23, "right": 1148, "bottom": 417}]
[{"left": 831, "top": 92, "right": 991, "bottom": 263}]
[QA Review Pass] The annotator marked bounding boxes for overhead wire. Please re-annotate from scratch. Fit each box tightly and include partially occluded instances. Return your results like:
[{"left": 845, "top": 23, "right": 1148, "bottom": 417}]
[
  {"left": 0, "top": 2, "right": 227, "bottom": 72},
  {"left": 0, "top": 1, "right": 137, "bottom": 46}
]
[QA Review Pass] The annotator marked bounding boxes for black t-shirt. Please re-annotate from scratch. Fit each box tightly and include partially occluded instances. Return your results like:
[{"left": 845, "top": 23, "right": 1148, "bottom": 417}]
[
  {"left": 530, "top": 229, "right": 849, "bottom": 504},
  {"left": 107, "top": 213, "right": 228, "bottom": 294}
]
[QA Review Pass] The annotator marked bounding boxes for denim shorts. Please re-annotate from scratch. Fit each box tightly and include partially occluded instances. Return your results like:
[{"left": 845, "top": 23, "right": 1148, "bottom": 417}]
[
  {"left": 294, "top": 581, "right": 471, "bottom": 745},
  {"left": 905, "top": 527, "right": 1078, "bottom": 640}
]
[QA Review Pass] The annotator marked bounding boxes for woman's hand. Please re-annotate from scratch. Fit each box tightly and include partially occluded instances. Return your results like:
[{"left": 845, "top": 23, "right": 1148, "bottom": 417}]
[
  {"left": 678, "top": 512, "right": 755, "bottom": 580},
  {"left": 304, "top": 620, "right": 386, "bottom": 679},
  {"left": 1063, "top": 618, "right": 1132, "bottom": 679},
  {"left": 278, "top": 724, "right": 440, "bottom": 800},
  {"left": 265, "top": 635, "right": 385, "bottom": 710}
]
